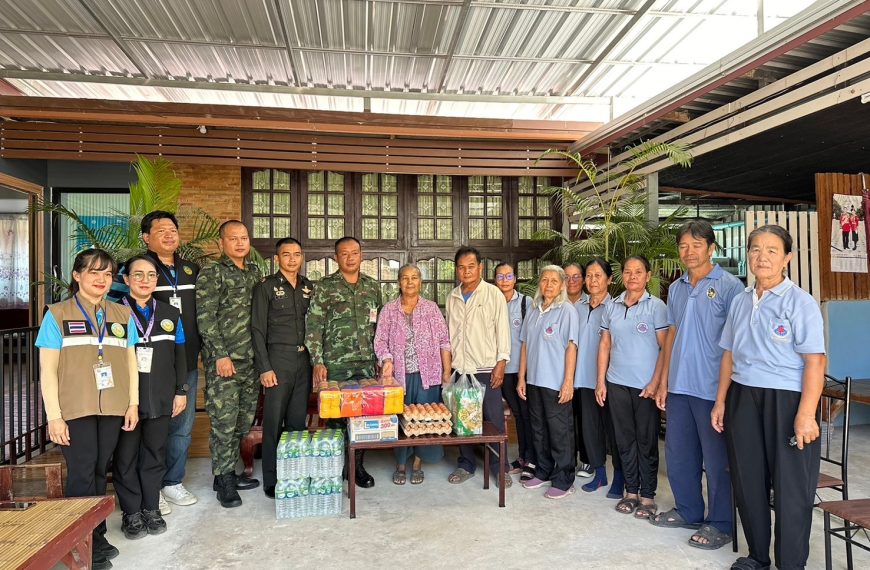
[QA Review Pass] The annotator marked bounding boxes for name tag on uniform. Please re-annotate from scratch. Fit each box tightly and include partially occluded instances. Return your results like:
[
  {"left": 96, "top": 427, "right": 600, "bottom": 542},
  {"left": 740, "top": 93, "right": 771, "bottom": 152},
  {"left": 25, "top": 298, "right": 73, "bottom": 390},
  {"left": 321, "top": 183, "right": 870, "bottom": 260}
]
[
  {"left": 169, "top": 295, "right": 182, "bottom": 313},
  {"left": 136, "top": 346, "right": 154, "bottom": 373},
  {"left": 369, "top": 308, "right": 378, "bottom": 323},
  {"left": 94, "top": 363, "right": 115, "bottom": 390}
]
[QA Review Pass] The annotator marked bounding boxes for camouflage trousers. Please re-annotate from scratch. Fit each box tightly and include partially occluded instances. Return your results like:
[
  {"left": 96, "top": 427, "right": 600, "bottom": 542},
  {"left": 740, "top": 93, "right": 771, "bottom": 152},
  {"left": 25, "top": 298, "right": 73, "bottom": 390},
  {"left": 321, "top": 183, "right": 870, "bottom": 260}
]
[{"left": 204, "top": 357, "right": 259, "bottom": 476}]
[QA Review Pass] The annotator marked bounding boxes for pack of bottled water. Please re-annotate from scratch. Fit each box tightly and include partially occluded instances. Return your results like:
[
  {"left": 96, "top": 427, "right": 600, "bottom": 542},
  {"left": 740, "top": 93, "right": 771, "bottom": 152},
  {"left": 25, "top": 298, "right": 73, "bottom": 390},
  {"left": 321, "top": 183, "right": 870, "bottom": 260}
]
[{"left": 276, "top": 429, "right": 345, "bottom": 519}]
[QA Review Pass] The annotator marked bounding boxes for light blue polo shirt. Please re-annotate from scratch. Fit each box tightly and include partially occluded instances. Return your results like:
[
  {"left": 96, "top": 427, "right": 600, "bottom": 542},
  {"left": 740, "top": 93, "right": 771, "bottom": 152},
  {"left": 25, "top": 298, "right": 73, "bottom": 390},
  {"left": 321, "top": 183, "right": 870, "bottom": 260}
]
[
  {"left": 667, "top": 265, "right": 743, "bottom": 400},
  {"left": 520, "top": 301, "right": 579, "bottom": 392},
  {"left": 505, "top": 291, "right": 529, "bottom": 374},
  {"left": 720, "top": 278, "right": 825, "bottom": 393},
  {"left": 573, "top": 294, "right": 612, "bottom": 389},
  {"left": 601, "top": 291, "right": 668, "bottom": 390}
]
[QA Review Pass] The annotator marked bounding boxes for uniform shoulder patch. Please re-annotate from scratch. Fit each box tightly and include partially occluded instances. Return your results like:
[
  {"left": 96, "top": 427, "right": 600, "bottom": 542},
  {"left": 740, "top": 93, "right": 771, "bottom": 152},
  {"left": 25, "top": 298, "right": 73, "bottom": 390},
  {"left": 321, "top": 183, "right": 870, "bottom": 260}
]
[
  {"left": 183, "top": 266, "right": 193, "bottom": 275},
  {"left": 111, "top": 322, "right": 126, "bottom": 337},
  {"left": 160, "top": 319, "right": 175, "bottom": 332}
]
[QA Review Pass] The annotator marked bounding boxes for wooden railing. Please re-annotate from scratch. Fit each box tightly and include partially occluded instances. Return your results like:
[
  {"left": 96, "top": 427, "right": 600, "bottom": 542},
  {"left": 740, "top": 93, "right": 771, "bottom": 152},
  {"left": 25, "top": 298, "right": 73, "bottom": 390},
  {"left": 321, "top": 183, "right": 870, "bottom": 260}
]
[{"left": 1, "top": 326, "right": 48, "bottom": 465}]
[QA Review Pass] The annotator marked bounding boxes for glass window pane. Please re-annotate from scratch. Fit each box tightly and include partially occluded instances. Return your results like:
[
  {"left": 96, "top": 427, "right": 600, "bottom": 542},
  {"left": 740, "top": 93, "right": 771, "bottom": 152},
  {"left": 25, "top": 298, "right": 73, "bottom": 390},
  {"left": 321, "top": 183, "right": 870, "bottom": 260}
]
[
  {"left": 418, "top": 219, "right": 434, "bottom": 240},
  {"left": 418, "top": 195, "right": 434, "bottom": 216},
  {"left": 519, "top": 176, "right": 533, "bottom": 194},
  {"left": 468, "top": 196, "right": 485, "bottom": 217},
  {"left": 537, "top": 196, "right": 551, "bottom": 217},
  {"left": 274, "top": 170, "right": 290, "bottom": 191},
  {"left": 327, "top": 259, "right": 338, "bottom": 274},
  {"left": 437, "top": 259, "right": 455, "bottom": 280},
  {"left": 381, "top": 282, "right": 399, "bottom": 301},
  {"left": 253, "top": 217, "right": 270, "bottom": 238},
  {"left": 468, "top": 175, "right": 484, "bottom": 194},
  {"left": 417, "top": 259, "right": 434, "bottom": 280},
  {"left": 537, "top": 218, "right": 551, "bottom": 232},
  {"left": 308, "top": 218, "right": 325, "bottom": 240},
  {"left": 517, "top": 260, "right": 533, "bottom": 280},
  {"left": 381, "top": 258, "right": 400, "bottom": 281},
  {"left": 327, "top": 218, "right": 344, "bottom": 239},
  {"left": 487, "top": 196, "right": 502, "bottom": 217},
  {"left": 253, "top": 192, "right": 270, "bottom": 215},
  {"left": 437, "top": 283, "right": 453, "bottom": 306},
  {"left": 328, "top": 194, "right": 344, "bottom": 215},
  {"left": 487, "top": 176, "right": 502, "bottom": 194},
  {"left": 436, "top": 219, "right": 452, "bottom": 241},
  {"left": 421, "top": 282, "right": 434, "bottom": 301},
  {"left": 487, "top": 219, "right": 502, "bottom": 240},
  {"left": 273, "top": 193, "right": 290, "bottom": 215},
  {"left": 436, "top": 195, "right": 452, "bottom": 217},
  {"left": 253, "top": 170, "right": 270, "bottom": 190},
  {"left": 362, "top": 173, "right": 377, "bottom": 193},
  {"left": 519, "top": 196, "right": 534, "bottom": 217},
  {"left": 382, "top": 174, "right": 397, "bottom": 193},
  {"left": 273, "top": 217, "right": 290, "bottom": 237},
  {"left": 362, "top": 195, "right": 379, "bottom": 216},
  {"left": 519, "top": 219, "right": 534, "bottom": 240},
  {"left": 381, "top": 195, "right": 397, "bottom": 216},
  {"left": 417, "top": 174, "right": 433, "bottom": 193},
  {"left": 436, "top": 175, "right": 452, "bottom": 193},
  {"left": 306, "top": 259, "right": 326, "bottom": 281},
  {"left": 536, "top": 177, "right": 550, "bottom": 191},
  {"left": 308, "top": 194, "right": 324, "bottom": 215},
  {"left": 360, "top": 259, "right": 378, "bottom": 279},
  {"left": 469, "top": 219, "right": 485, "bottom": 240},
  {"left": 362, "top": 218, "right": 379, "bottom": 240},
  {"left": 308, "top": 171, "right": 324, "bottom": 192},
  {"left": 327, "top": 172, "right": 344, "bottom": 192},
  {"left": 382, "top": 218, "right": 397, "bottom": 240}
]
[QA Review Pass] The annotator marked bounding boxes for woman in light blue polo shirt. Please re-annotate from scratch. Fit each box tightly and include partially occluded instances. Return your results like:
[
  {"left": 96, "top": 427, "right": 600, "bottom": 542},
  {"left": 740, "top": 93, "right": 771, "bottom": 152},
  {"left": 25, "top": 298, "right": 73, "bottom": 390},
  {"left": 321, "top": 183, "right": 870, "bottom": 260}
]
[
  {"left": 517, "top": 265, "right": 579, "bottom": 499},
  {"left": 574, "top": 258, "right": 624, "bottom": 497},
  {"left": 597, "top": 255, "right": 667, "bottom": 520},
  {"left": 712, "top": 225, "right": 825, "bottom": 570}
]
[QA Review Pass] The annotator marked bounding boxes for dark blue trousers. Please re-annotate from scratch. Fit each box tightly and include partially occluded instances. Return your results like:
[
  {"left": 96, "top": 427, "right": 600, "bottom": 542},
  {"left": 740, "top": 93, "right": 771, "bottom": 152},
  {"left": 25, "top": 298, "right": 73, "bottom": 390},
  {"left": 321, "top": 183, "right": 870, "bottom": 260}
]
[{"left": 665, "top": 393, "right": 732, "bottom": 533}]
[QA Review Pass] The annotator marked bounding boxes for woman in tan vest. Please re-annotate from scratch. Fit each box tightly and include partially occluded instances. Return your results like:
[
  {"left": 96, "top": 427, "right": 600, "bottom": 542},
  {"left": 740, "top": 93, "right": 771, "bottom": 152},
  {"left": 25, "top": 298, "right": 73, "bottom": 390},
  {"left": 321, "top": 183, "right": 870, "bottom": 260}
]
[{"left": 35, "top": 248, "right": 140, "bottom": 570}]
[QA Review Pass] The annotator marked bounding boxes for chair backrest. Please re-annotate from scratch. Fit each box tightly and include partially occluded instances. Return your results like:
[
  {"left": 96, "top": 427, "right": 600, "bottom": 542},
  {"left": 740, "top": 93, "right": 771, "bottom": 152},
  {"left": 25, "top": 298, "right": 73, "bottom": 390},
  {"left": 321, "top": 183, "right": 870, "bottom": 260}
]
[
  {"left": 820, "top": 374, "right": 852, "bottom": 499},
  {"left": 0, "top": 463, "right": 64, "bottom": 501}
]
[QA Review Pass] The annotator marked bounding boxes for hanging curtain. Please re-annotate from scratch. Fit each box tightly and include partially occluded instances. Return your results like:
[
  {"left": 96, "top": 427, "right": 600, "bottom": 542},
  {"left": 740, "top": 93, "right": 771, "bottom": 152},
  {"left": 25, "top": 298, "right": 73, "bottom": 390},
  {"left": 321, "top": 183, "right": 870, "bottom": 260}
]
[{"left": 0, "top": 214, "right": 29, "bottom": 309}]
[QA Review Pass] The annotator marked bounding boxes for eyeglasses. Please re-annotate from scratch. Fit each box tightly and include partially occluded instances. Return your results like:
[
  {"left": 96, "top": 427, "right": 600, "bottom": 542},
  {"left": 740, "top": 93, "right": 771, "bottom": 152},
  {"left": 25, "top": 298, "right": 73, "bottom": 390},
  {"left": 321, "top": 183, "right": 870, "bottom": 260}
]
[
  {"left": 566, "top": 275, "right": 583, "bottom": 281},
  {"left": 130, "top": 271, "right": 158, "bottom": 282},
  {"left": 495, "top": 273, "right": 515, "bottom": 281}
]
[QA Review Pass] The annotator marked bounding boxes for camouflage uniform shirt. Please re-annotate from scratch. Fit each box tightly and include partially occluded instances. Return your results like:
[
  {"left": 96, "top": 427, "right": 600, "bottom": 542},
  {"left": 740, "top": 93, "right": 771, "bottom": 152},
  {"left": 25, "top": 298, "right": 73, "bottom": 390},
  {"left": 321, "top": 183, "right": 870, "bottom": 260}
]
[
  {"left": 196, "top": 255, "right": 263, "bottom": 363},
  {"left": 305, "top": 271, "right": 382, "bottom": 376}
]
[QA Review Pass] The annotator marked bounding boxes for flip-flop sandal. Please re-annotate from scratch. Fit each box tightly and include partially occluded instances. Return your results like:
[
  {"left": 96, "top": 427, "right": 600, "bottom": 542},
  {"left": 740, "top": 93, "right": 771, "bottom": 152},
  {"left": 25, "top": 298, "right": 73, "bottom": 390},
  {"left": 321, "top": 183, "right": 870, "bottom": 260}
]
[
  {"left": 730, "top": 556, "right": 770, "bottom": 570},
  {"left": 649, "top": 508, "right": 702, "bottom": 529},
  {"left": 411, "top": 469, "right": 424, "bottom": 485},
  {"left": 615, "top": 497, "right": 639, "bottom": 514},
  {"left": 392, "top": 468, "right": 406, "bottom": 485},
  {"left": 448, "top": 467, "right": 474, "bottom": 484},
  {"left": 689, "top": 524, "right": 733, "bottom": 551},
  {"left": 634, "top": 502, "right": 658, "bottom": 520}
]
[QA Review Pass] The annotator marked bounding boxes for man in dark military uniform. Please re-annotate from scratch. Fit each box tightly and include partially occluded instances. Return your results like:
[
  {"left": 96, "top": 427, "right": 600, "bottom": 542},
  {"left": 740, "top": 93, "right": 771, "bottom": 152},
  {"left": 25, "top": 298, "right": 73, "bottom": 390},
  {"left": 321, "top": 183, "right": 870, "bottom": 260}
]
[
  {"left": 252, "top": 237, "right": 314, "bottom": 499},
  {"left": 196, "top": 220, "right": 263, "bottom": 508},
  {"left": 305, "top": 236, "right": 382, "bottom": 487}
]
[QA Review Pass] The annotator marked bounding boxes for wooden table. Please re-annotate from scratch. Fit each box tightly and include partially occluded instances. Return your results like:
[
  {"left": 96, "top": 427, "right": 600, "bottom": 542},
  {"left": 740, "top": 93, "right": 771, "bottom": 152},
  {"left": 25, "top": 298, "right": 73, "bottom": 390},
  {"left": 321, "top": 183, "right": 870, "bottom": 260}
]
[
  {"left": 0, "top": 496, "right": 114, "bottom": 569},
  {"left": 824, "top": 378, "right": 870, "bottom": 405},
  {"left": 347, "top": 421, "right": 508, "bottom": 519}
]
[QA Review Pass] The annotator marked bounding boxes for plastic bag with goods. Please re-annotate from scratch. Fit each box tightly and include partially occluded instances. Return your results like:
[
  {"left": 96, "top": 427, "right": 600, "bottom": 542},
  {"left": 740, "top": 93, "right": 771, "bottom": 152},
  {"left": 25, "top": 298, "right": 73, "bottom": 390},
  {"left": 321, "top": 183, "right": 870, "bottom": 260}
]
[{"left": 452, "top": 372, "right": 485, "bottom": 436}]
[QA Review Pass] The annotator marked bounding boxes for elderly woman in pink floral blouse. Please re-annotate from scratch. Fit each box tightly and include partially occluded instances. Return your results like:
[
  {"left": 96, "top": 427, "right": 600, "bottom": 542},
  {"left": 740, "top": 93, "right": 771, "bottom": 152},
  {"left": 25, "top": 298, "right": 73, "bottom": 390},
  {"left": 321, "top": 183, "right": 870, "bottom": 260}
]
[{"left": 375, "top": 264, "right": 452, "bottom": 485}]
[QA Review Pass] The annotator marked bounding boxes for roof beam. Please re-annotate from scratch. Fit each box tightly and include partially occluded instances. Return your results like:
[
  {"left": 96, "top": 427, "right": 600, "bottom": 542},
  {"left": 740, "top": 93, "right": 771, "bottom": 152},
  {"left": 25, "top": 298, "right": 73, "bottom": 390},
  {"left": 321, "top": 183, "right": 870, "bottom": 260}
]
[
  {"left": 273, "top": 0, "right": 301, "bottom": 86},
  {"left": 469, "top": 1, "right": 795, "bottom": 18},
  {"left": 661, "top": 186, "right": 813, "bottom": 205},
  {"left": 76, "top": 0, "right": 150, "bottom": 79},
  {"left": 433, "top": 0, "right": 472, "bottom": 93}
]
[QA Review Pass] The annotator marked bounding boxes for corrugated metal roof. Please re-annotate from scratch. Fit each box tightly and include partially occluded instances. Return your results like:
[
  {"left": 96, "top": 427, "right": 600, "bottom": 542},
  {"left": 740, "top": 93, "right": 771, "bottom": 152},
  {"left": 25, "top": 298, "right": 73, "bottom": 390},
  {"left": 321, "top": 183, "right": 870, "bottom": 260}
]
[{"left": 0, "top": 0, "right": 835, "bottom": 121}]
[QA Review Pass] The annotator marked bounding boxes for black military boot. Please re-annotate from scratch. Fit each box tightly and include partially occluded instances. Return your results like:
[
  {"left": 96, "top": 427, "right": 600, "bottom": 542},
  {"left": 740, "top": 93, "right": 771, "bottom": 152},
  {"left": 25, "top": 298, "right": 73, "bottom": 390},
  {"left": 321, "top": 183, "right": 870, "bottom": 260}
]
[
  {"left": 121, "top": 512, "right": 147, "bottom": 540},
  {"left": 215, "top": 473, "right": 242, "bottom": 508},
  {"left": 213, "top": 472, "right": 260, "bottom": 491},
  {"left": 141, "top": 509, "right": 167, "bottom": 535},
  {"left": 355, "top": 450, "right": 374, "bottom": 488}
]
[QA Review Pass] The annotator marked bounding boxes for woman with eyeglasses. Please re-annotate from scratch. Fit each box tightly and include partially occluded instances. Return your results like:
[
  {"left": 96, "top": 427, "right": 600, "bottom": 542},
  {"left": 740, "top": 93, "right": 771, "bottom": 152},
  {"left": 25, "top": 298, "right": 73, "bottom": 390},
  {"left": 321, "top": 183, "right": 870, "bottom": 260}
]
[
  {"left": 597, "top": 255, "right": 667, "bottom": 521},
  {"left": 565, "top": 262, "right": 592, "bottom": 480},
  {"left": 494, "top": 263, "right": 535, "bottom": 481},
  {"left": 35, "top": 248, "right": 140, "bottom": 569},
  {"left": 113, "top": 255, "right": 188, "bottom": 541}
]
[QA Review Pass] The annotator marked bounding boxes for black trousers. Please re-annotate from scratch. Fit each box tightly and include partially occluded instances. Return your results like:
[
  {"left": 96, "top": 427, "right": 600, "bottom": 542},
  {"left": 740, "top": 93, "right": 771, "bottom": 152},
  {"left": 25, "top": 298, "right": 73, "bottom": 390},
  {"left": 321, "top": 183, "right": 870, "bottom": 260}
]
[
  {"left": 527, "top": 384, "right": 576, "bottom": 491},
  {"left": 113, "top": 415, "right": 171, "bottom": 514},
  {"left": 501, "top": 372, "right": 535, "bottom": 464},
  {"left": 572, "top": 388, "right": 590, "bottom": 464},
  {"left": 579, "top": 387, "right": 622, "bottom": 471},
  {"left": 725, "top": 382, "right": 820, "bottom": 569},
  {"left": 262, "top": 352, "right": 313, "bottom": 488},
  {"left": 456, "top": 371, "right": 509, "bottom": 474},
  {"left": 61, "top": 415, "right": 124, "bottom": 536},
  {"left": 608, "top": 381, "right": 659, "bottom": 498}
]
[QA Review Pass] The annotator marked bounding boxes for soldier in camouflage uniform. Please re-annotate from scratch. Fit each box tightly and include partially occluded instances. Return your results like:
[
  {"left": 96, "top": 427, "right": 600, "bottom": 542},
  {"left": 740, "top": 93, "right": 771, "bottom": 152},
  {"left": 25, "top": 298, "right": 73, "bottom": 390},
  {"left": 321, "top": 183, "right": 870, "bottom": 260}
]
[
  {"left": 196, "top": 220, "right": 263, "bottom": 508},
  {"left": 306, "top": 236, "right": 382, "bottom": 487}
]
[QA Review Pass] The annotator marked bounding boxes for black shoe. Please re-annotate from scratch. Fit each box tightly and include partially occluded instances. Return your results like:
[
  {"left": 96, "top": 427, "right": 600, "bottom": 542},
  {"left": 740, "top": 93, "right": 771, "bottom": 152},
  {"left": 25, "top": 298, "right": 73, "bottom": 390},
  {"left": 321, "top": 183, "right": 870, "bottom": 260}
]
[
  {"left": 212, "top": 473, "right": 260, "bottom": 491},
  {"left": 141, "top": 509, "right": 167, "bottom": 535},
  {"left": 93, "top": 533, "right": 119, "bottom": 561},
  {"left": 121, "top": 511, "right": 147, "bottom": 540},
  {"left": 355, "top": 457, "right": 375, "bottom": 488},
  {"left": 215, "top": 473, "right": 242, "bottom": 508},
  {"left": 264, "top": 485, "right": 275, "bottom": 499},
  {"left": 92, "top": 550, "right": 113, "bottom": 570}
]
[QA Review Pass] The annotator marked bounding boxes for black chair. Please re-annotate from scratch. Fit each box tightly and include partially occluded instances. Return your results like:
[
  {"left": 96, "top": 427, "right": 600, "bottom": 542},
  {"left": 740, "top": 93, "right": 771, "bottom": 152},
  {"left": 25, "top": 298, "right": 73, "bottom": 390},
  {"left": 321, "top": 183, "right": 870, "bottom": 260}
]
[
  {"left": 820, "top": 498, "right": 868, "bottom": 570},
  {"left": 817, "top": 374, "right": 852, "bottom": 502}
]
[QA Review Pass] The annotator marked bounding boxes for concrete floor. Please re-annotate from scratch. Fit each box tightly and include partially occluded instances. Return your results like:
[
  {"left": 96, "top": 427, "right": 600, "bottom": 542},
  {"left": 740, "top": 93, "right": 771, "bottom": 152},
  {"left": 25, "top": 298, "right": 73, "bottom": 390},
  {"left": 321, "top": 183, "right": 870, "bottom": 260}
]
[{"left": 103, "top": 426, "right": 870, "bottom": 570}]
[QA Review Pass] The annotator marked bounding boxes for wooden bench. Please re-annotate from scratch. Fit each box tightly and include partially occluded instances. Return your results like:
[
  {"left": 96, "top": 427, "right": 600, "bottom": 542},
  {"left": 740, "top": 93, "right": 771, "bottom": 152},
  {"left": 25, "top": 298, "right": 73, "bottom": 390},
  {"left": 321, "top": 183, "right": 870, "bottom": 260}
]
[{"left": 347, "top": 421, "right": 508, "bottom": 519}]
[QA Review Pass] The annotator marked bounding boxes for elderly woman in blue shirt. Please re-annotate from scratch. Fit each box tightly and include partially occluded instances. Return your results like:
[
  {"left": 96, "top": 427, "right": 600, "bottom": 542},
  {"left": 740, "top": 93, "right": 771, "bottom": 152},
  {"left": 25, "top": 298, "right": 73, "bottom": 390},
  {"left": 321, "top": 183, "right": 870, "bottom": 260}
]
[
  {"left": 597, "top": 255, "right": 668, "bottom": 520},
  {"left": 712, "top": 225, "right": 825, "bottom": 570},
  {"left": 517, "top": 265, "right": 579, "bottom": 499}
]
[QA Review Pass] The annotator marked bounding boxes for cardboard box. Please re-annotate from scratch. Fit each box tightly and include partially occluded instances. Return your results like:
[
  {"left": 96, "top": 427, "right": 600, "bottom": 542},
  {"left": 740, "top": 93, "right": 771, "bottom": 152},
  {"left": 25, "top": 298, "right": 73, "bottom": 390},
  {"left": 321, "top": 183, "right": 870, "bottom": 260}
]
[{"left": 348, "top": 415, "right": 399, "bottom": 443}]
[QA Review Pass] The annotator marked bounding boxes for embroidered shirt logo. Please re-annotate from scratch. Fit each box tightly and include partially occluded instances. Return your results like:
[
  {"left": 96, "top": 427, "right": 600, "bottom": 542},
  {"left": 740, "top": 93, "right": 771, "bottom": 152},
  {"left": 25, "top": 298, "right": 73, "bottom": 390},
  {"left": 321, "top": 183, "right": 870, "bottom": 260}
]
[
  {"left": 707, "top": 287, "right": 717, "bottom": 299},
  {"left": 68, "top": 321, "right": 87, "bottom": 335},
  {"left": 544, "top": 325, "right": 555, "bottom": 336},
  {"left": 110, "top": 322, "right": 125, "bottom": 338},
  {"left": 636, "top": 322, "right": 649, "bottom": 334},
  {"left": 512, "top": 318, "right": 522, "bottom": 329},
  {"left": 274, "top": 287, "right": 286, "bottom": 298},
  {"left": 183, "top": 266, "right": 193, "bottom": 275},
  {"left": 160, "top": 319, "right": 174, "bottom": 332}
]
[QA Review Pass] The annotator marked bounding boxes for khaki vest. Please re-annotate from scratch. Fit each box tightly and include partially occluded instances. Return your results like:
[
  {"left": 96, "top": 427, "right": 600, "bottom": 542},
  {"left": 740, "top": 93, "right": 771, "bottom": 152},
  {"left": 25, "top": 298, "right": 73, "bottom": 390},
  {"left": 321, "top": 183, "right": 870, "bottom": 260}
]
[{"left": 47, "top": 298, "right": 133, "bottom": 420}]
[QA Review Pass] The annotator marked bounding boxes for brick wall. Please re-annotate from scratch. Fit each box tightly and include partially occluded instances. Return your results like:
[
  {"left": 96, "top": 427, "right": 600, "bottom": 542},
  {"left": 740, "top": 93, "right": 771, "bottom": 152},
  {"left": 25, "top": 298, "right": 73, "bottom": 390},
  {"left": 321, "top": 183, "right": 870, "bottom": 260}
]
[{"left": 173, "top": 163, "right": 242, "bottom": 249}]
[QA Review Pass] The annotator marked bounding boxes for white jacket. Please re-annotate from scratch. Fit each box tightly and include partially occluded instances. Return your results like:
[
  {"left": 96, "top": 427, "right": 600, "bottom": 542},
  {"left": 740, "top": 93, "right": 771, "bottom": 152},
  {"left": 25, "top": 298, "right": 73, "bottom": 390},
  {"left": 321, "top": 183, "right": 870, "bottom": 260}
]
[{"left": 446, "top": 280, "right": 511, "bottom": 374}]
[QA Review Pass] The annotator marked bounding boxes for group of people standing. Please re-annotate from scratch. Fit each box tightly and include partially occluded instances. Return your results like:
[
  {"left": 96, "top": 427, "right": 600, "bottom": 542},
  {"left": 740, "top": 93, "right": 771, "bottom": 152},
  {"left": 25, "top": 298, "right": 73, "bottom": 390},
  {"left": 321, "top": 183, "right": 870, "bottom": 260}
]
[
  {"left": 838, "top": 206, "right": 861, "bottom": 250},
  {"left": 36, "top": 211, "right": 826, "bottom": 570}
]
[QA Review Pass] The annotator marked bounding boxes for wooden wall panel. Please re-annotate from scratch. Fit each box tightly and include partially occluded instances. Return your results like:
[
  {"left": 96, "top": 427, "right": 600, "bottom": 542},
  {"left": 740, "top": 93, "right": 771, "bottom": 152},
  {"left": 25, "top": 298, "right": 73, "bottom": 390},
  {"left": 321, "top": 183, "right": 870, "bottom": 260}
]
[{"left": 816, "top": 172, "right": 870, "bottom": 301}]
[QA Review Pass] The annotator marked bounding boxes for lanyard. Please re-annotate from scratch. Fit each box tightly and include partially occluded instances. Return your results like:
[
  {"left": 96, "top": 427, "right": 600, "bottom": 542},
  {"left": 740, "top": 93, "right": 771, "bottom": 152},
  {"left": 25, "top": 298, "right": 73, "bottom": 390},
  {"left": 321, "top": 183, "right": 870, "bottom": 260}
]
[
  {"left": 123, "top": 297, "right": 156, "bottom": 342},
  {"left": 74, "top": 294, "right": 107, "bottom": 361},
  {"left": 158, "top": 263, "right": 178, "bottom": 293}
]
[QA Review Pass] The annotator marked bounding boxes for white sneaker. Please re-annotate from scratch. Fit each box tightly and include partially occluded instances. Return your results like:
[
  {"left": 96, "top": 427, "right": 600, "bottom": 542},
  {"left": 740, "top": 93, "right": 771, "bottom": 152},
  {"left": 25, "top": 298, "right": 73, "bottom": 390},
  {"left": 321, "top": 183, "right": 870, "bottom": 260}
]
[
  {"left": 162, "top": 483, "right": 198, "bottom": 506},
  {"left": 576, "top": 463, "right": 594, "bottom": 478},
  {"left": 158, "top": 492, "right": 172, "bottom": 515}
]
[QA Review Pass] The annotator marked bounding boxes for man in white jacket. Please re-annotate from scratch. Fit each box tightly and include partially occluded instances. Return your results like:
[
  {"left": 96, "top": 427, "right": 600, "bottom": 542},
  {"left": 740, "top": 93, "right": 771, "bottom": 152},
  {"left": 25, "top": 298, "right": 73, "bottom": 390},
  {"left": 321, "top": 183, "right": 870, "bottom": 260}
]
[{"left": 446, "top": 246, "right": 513, "bottom": 487}]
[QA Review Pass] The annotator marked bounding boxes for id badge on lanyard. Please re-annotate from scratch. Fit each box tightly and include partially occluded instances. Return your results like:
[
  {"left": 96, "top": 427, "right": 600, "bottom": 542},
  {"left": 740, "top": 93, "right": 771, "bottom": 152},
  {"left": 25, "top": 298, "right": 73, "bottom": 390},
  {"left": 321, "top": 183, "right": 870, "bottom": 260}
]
[
  {"left": 136, "top": 346, "right": 154, "bottom": 373},
  {"left": 94, "top": 362, "right": 115, "bottom": 390},
  {"left": 75, "top": 295, "right": 114, "bottom": 390},
  {"left": 169, "top": 293, "right": 182, "bottom": 313}
]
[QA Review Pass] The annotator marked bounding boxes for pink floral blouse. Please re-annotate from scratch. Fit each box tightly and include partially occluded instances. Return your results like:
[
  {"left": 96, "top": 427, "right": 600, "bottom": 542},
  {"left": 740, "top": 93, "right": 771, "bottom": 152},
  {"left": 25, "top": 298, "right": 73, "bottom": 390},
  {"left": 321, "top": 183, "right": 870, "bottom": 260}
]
[{"left": 374, "top": 297, "right": 451, "bottom": 389}]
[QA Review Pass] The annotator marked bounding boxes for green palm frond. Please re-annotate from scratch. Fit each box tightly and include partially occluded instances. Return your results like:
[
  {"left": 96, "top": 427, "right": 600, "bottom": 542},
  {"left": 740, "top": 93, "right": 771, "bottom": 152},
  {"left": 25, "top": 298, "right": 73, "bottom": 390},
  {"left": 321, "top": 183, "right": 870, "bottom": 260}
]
[{"left": 129, "top": 156, "right": 182, "bottom": 215}]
